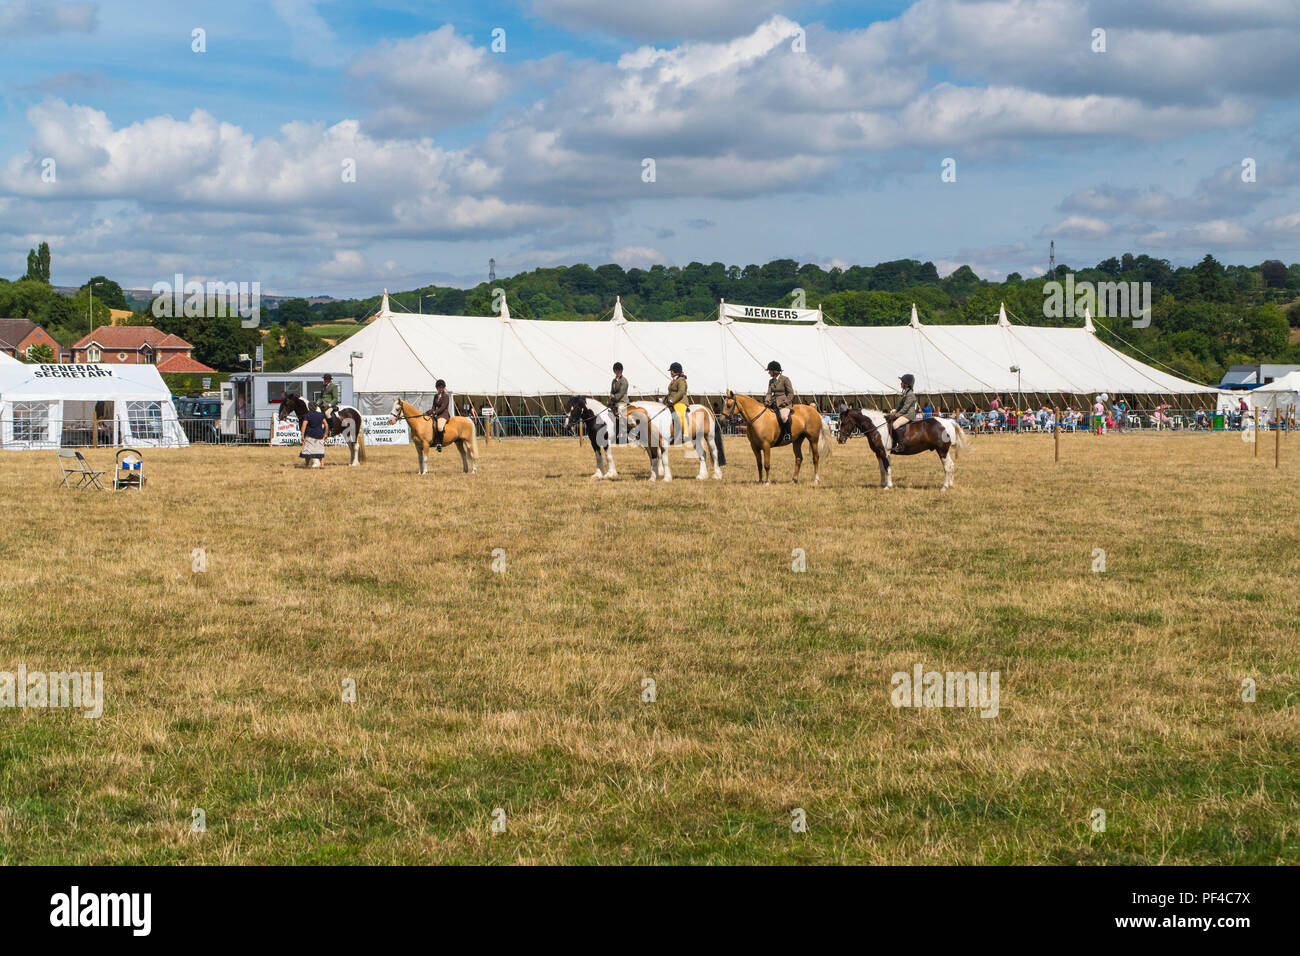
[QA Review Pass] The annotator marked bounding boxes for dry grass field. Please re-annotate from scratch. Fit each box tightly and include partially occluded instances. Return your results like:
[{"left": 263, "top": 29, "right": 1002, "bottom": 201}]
[{"left": 1, "top": 430, "right": 1297, "bottom": 864}]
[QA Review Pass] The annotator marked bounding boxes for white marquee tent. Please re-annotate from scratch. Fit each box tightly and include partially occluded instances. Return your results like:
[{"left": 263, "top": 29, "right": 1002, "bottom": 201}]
[
  {"left": 0, "top": 362, "right": 188, "bottom": 450},
  {"left": 296, "top": 294, "right": 1218, "bottom": 414},
  {"left": 1249, "top": 370, "right": 1300, "bottom": 417}
]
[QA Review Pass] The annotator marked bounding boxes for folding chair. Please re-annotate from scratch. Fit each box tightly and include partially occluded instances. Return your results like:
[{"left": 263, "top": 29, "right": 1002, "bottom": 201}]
[
  {"left": 56, "top": 448, "right": 106, "bottom": 490},
  {"left": 113, "top": 448, "right": 146, "bottom": 491}
]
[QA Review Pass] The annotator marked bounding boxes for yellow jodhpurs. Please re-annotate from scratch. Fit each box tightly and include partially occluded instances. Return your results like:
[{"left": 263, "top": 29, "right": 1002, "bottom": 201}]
[{"left": 672, "top": 402, "right": 687, "bottom": 437}]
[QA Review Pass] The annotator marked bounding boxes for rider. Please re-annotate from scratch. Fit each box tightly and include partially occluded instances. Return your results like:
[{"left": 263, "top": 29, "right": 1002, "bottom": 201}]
[
  {"left": 318, "top": 373, "right": 341, "bottom": 423},
  {"left": 886, "top": 373, "right": 921, "bottom": 450},
  {"left": 428, "top": 379, "right": 450, "bottom": 452},
  {"left": 610, "top": 361, "right": 628, "bottom": 446},
  {"left": 665, "top": 362, "right": 688, "bottom": 443},
  {"left": 764, "top": 360, "right": 795, "bottom": 446}
]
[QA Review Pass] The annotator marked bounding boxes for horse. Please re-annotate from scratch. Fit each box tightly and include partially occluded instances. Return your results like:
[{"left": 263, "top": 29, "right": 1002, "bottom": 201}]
[
  {"left": 720, "top": 390, "right": 832, "bottom": 485},
  {"left": 388, "top": 397, "right": 477, "bottom": 475},
  {"left": 625, "top": 400, "right": 723, "bottom": 481},
  {"left": 277, "top": 392, "right": 366, "bottom": 466},
  {"left": 563, "top": 396, "right": 620, "bottom": 479},
  {"left": 836, "top": 408, "right": 970, "bottom": 490}
]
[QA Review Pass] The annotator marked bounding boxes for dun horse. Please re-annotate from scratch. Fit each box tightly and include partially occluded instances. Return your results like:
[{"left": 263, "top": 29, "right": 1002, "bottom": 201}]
[
  {"left": 625, "top": 400, "right": 724, "bottom": 481},
  {"left": 277, "top": 393, "right": 366, "bottom": 466},
  {"left": 388, "top": 398, "right": 477, "bottom": 475},
  {"left": 836, "top": 408, "right": 970, "bottom": 489},
  {"left": 721, "top": 390, "right": 831, "bottom": 484},
  {"left": 564, "top": 396, "right": 620, "bottom": 479}
]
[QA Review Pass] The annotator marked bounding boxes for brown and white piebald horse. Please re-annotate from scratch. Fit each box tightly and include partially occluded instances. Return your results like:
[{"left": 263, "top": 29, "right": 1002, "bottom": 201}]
[
  {"left": 388, "top": 397, "right": 477, "bottom": 475},
  {"left": 721, "top": 390, "right": 832, "bottom": 485},
  {"left": 625, "top": 400, "right": 723, "bottom": 481},
  {"left": 277, "top": 392, "right": 367, "bottom": 466},
  {"left": 836, "top": 408, "right": 970, "bottom": 490}
]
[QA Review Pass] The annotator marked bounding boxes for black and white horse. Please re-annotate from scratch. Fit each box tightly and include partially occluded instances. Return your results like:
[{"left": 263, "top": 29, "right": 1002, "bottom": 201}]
[
  {"left": 564, "top": 396, "right": 620, "bottom": 478},
  {"left": 277, "top": 392, "right": 367, "bottom": 466}
]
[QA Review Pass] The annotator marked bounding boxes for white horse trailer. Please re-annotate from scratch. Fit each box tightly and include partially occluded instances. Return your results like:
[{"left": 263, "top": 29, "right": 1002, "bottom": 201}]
[{"left": 221, "top": 372, "right": 354, "bottom": 441}]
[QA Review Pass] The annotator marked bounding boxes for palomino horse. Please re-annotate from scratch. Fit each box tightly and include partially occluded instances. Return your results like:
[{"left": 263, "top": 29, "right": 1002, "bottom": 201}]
[
  {"left": 836, "top": 408, "right": 970, "bottom": 490},
  {"left": 564, "top": 396, "right": 620, "bottom": 479},
  {"left": 388, "top": 397, "right": 478, "bottom": 475},
  {"left": 625, "top": 400, "right": 723, "bottom": 481},
  {"left": 721, "top": 390, "right": 832, "bottom": 485},
  {"left": 277, "top": 393, "right": 367, "bottom": 466}
]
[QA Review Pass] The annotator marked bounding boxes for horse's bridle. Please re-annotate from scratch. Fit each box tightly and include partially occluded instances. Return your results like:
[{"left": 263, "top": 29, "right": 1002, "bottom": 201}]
[{"left": 725, "top": 395, "right": 773, "bottom": 431}]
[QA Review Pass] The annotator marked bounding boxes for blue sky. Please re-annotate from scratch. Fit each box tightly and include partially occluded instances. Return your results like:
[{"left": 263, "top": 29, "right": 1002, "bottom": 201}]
[{"left": 1, "top": 0, "right": 1298, "bottom": 296}]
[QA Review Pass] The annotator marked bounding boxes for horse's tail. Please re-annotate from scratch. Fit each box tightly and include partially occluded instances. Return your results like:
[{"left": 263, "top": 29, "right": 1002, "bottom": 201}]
[
  {"left": 817, "top": 415, "right": 833, "bottom": 460},
  {"left": 470, "top": 420, "right": 478, "bottom": 458},
  {"left": 949, "top": 419, "right": 972, "bottom": 457}
]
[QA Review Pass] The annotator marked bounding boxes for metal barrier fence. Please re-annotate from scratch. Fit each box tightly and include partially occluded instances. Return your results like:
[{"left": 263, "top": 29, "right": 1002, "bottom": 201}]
[{"left": 158, "top": 410, "right": 1294, "bottom": 445}]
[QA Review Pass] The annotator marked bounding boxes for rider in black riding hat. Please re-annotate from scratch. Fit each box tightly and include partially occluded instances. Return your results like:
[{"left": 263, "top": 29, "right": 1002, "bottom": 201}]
[
  {"left": 427, "top": 380, "right": 450, "bottom": 452},
  {"left": 765, "top": 360, "right": 795, "bottom": 447},
  {"left": 886, "top": 373, "right": 920, "bottom": 451}
]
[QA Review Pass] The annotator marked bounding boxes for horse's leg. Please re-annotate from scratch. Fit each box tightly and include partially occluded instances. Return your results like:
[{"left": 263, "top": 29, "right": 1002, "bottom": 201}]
[
  {"left": 762, "top": 444, "right": 771, "bottom": 485},
  {"left": 647, "top": 446, "right": 658, "bottom": 482},
  {"left": 661, "top": 437, "right": 673, "bottom": 482},
  {"left": 752, "top": 443, "right": 763, "bottom": 482},
  {"left": 707, "top": 423, "right": 721, "bottom": 479},
  {"left": 791, "top": 434, "right": 804, "bottom": 483},
  {"left": 883, "top": 453, "right": 893, "bottom": 489},
  {"left": 942, "top": 448, "right": 954, "bottom": 489},
  {"left": 694, "top": 417, "right": 708, "bottom": 480},
  {"left": 810, "top": 423, "right": 821, "bottom": 485}
]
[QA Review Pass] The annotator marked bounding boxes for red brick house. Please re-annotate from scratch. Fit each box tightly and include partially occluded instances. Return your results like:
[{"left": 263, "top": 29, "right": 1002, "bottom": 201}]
[
  {"left": 0, "top": 318, "right": 61, "bottom": 360},
  {"left": 70, "top": 326, "right": 216, "bottom": 373}
]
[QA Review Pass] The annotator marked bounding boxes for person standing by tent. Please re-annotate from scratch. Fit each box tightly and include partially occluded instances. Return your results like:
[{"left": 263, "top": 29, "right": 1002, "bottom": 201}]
[
  {"left": 610, "top": 361, "right": 629, "bottom": 446},
  {"left": 300, "top": 402, "right": 329, "bottom": 468},
  {"left": 428, "top": 379, "right": 450, "bottom": 452},
  {"left": 886, "top": 373, "right": 921, "bottom": 450},
  {"left": 319, "top": 373, "right": 340, "bottom": 419},
  {"left": 764, "top": 360, "right": 795, "bottom": 446},
  {"left": 1093, "top": 395, "right": 1106, "bottom": 435},
  {"left": 666, "top": 362, "right": 688, "bottom": 443}
]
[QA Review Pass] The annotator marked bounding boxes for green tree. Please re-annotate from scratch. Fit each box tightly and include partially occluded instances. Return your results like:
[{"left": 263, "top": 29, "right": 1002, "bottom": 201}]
[{"left": 81, "top": 276, "right": 128, "bottom": 310}]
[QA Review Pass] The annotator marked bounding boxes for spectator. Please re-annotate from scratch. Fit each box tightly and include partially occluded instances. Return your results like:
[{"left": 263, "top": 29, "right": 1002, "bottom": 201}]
[{"left": 300, "top": 402, "right": 329, "bottom": 468}]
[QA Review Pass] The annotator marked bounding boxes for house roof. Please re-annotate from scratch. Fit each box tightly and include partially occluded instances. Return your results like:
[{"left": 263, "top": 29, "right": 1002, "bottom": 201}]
[
  {"left": 0, "top": 317, "right": 40, "bottom": 348},
  {"left": 154, "top": 353, "right": 216, "bottom": 373},
  {"left": 72, "top": 326, "right": 193, "bottom": 350}
]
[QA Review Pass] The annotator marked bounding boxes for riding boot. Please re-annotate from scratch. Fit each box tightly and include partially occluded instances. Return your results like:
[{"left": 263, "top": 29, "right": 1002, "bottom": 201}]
[
  {"left": 435, "top": 429, "right": 444, "bottom": 452},
  {"left": 778, "top": 418, "right": 791, "bottom": 446}
]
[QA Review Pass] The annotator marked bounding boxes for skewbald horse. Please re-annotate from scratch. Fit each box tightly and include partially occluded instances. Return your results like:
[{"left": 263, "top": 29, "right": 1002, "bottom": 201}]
[
  {"left": 625, "top": 400, "right": 723, "bottom": 481},
  {"left": 277, "top": 393, "right": 367, "bottom": 466},
  {"left": 836, "top": 408, "right": 970, "bottom": 489},
  {"left": 721, "top": 390, "right": 832, "bottom": 484},
  {"left": 388, "top": 398, "right": 478, "bottom": 475}
]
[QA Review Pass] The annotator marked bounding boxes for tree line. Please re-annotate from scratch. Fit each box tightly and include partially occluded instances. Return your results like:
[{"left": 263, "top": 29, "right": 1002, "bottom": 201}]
[{"left": 4, "top": 243, "right": 1298, "bottom": 382}]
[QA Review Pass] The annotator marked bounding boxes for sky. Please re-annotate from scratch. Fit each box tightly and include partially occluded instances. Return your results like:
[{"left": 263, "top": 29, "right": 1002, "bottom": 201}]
[{"left": 1, "top": 0, "right": 1298, "bottom": 297}]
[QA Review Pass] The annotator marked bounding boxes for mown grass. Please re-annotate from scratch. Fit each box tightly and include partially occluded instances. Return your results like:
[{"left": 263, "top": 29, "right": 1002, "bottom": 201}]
[{"left": 0, "top": 430, "right": 1296, "bottom": 864}]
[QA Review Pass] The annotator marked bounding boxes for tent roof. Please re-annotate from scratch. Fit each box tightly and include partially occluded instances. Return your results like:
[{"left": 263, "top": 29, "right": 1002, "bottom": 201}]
[
  {"left": 1253, "top": 370, "right": 1300, "bottom": 392},
  {"left": 294, "top": 299, "right": 1217, "bottom": 398},
  {"left": 0, "top": 362, "right": 174, "bottom": 401}
]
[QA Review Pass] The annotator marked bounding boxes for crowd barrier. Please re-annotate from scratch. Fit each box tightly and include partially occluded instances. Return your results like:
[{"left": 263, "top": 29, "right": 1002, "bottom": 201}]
[{"left": 154, "top": 408, "right": 1293, "bottom": 446}]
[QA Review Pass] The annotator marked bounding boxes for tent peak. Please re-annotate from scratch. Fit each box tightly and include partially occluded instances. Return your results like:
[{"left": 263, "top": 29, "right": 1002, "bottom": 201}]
[
  {"left": 612, "top": 296, "right": 628, "bottom": 325},
  {"left": 1083, "top": 307, "right": 1095, "bottom": 333},
  {"left": 909, "top": 303, "right": 921, "bottom": 328},
  {"left": 997, "top": 303, "right": 1010, "bottom": 328},
  {"left": 380, "top": 290, "right": 390, "bottom": 314}
]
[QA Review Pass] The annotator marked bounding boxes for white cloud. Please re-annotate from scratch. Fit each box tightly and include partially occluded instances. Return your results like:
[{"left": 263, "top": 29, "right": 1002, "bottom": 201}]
[
  {"left": 349, "top": 25, "right": 514, "bottom": 135},
  {"left": 532, "top": 0, "right": 792, "bottom": 40},
  {"left": 1041, "top": 216, "right": 1112, "bottom": 239},
  {"left": 0, "top": 0, "right": 95, "bottom": 37}
]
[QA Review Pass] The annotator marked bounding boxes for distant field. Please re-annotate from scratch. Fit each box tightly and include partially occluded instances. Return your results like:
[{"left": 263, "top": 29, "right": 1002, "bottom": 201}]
[
  {"left": 0, "top": 432, "right": 1296, "bottom": 864},
  {"left": 305, "top": 323, "right": 362, "bottom": 339}
]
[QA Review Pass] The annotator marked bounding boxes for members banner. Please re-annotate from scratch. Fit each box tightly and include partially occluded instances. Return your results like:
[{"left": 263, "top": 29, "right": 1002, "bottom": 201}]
[{"left": 721, "top": 303, "right": 821, "bottom": 323}]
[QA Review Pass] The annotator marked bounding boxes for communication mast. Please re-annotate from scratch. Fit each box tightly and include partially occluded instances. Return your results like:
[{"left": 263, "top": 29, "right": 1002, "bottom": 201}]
[
  {"left": 1048, "top": 241, "right": 1055, "bottom": 279},
  {"left": 489, "top": 258, "right": 496, "bottom": 283}
]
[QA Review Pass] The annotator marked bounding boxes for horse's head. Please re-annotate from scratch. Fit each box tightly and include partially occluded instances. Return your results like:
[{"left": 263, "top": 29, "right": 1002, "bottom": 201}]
[
  {"left": 276, "top": 392, "right": 297, "bottom": 421},
  {"left": 836, "top": 407, "right": 860, "bottom": 444},
  {"left": 387, "top": 397, "right": 404, "bottom": 425},
  {"left": 564, "top": 395, "right": 588, "bottom": 430},
  {"left": 720, "top": 390, "right": 738, "bottom": 418}
]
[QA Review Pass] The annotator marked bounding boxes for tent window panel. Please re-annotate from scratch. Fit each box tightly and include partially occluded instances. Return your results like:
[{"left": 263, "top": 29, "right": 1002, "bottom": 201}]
[
  {"left": 13, "top": 402, "right": 49, "bottom": 443},
  {"left": 127, "top": 401, "right": 163, "bottom": 441}
]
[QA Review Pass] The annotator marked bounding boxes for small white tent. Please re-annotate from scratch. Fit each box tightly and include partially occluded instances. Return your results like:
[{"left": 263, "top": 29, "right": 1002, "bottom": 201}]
[
  {"left": 0, "top": 362, "right": 188, "bottom": 449},
  {"left": 1250, "top": 370, "right": 1300, "bottom": 418}
]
